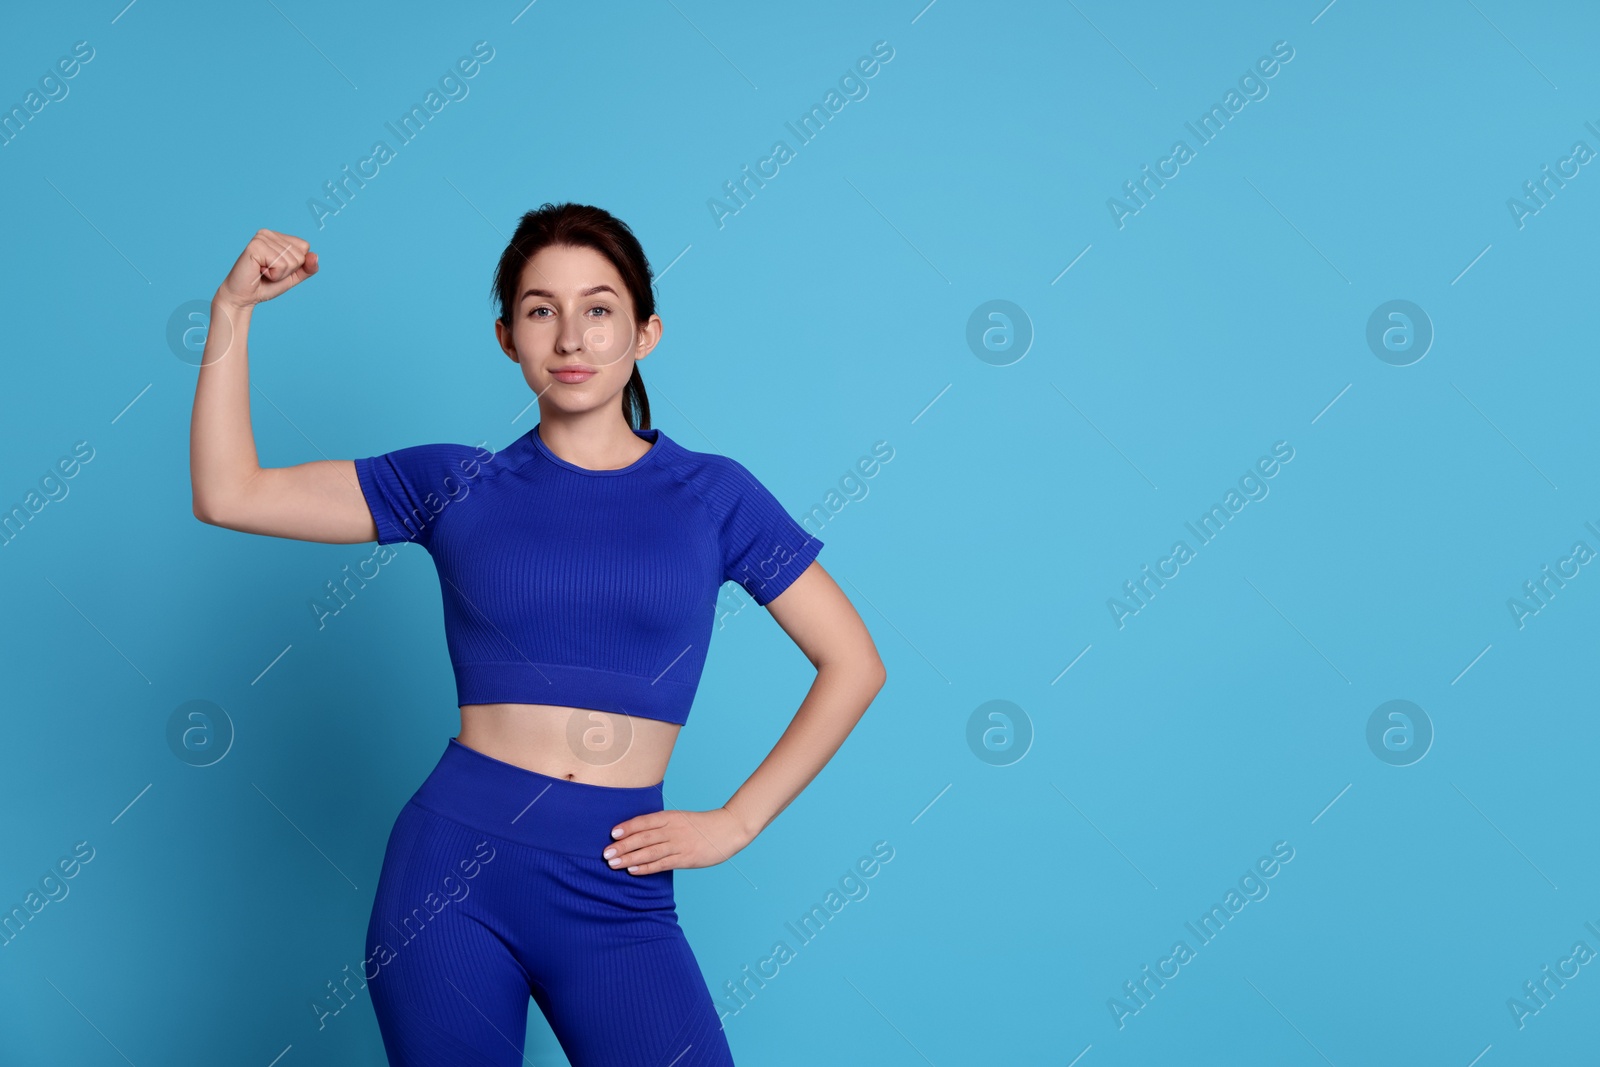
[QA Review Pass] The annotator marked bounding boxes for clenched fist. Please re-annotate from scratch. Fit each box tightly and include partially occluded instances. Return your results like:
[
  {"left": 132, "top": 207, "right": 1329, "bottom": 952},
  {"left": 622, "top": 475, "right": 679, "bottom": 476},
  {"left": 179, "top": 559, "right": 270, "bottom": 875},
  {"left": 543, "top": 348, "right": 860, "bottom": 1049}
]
[{"left": 217, "top": 229, "right": 319, "bottom": 310}]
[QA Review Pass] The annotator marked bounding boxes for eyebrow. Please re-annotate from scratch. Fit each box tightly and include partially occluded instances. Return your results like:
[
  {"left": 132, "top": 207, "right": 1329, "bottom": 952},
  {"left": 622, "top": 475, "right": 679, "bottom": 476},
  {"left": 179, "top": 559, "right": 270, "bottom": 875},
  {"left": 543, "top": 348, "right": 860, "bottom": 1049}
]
[{"left": 520, "top": 284, "right": 618, "bottom": 303}]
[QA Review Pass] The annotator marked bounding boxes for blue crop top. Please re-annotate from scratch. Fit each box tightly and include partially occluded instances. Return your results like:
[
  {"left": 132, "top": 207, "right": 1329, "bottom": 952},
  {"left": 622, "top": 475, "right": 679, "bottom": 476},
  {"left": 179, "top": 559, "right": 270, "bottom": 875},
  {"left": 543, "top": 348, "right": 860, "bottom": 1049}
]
[{"left": 352, "top": 423, "right": 823, "bottom": 726}]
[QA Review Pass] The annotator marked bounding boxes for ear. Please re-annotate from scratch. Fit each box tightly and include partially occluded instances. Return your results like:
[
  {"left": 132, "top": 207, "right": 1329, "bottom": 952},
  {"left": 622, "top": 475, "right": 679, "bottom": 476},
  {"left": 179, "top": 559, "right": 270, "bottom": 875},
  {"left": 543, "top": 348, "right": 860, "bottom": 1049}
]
[
  {"left": 494, "top": 318, "right": 519, "bottom": 362},
  {"left": 634, "top": 313, "right": 663, "bottom": 361}
]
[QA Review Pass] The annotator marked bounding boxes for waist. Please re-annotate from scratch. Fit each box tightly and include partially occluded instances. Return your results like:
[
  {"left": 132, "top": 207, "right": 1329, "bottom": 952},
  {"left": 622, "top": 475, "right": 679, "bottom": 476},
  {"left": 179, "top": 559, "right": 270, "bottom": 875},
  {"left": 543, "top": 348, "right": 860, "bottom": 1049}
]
[
  {"left": 458, "top": 701, "right": 680, "bottom": 786},
  {"left": 409, "top": 738, "right": 665, "bottom": 856}
]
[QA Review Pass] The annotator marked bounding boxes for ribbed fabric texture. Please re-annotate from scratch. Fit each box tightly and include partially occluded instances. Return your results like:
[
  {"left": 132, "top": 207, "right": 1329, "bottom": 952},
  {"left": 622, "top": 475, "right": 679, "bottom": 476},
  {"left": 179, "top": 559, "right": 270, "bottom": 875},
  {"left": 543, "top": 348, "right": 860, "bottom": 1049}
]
[
  {"left": 353, "top": 423, "right": 823, "bottom": 725},
  {"left": 365, "top": 739, "right": 735, "bottom": 1065}
]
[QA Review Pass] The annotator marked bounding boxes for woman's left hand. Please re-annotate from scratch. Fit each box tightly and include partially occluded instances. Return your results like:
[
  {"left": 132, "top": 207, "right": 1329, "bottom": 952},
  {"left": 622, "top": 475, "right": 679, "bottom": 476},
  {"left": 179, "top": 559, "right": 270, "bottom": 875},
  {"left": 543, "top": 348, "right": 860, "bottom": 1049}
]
[{"left": 603, "top": 807, "right": 751, "bottom": 875}]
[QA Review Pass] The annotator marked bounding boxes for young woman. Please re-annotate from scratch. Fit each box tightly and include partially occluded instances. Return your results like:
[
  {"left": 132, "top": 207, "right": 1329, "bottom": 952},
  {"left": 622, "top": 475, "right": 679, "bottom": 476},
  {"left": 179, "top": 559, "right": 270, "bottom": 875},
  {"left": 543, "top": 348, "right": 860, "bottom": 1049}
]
[{"left": 188, "top": 204, "right": 886, "bottom": 1066}]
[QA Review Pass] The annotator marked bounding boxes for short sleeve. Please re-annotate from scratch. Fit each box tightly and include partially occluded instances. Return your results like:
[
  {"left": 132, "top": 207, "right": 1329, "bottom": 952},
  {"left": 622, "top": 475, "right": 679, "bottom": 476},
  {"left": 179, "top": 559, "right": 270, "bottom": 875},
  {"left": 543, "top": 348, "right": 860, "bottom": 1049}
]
[
  {"left": 713, "top": 457, "right": 823, "bottom": 606},
  {"left": 353, "top": 442, "right": 481, "bottom": 548}
]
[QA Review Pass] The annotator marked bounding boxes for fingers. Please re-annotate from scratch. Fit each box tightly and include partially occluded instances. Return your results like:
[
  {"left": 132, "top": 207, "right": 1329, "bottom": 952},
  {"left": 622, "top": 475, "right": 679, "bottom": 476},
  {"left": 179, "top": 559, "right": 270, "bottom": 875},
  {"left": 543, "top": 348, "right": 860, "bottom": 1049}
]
[
  {"left": 255, "top": 229, "right": 309, "bottom": 280},
  {"left": 604, "top": 826, "right": 668, "bottom": 865},
  {"left": 611, "top": 839, "right": 676, "bottom": 873},
  {"left": 217, "top": 229, "right": 317, "bottom": 309},
  {"left": 610, "top": 811, "right": 669, "bottom": 841},
  {"left": 604, "top": 816, "right": 678, "bottom": 872},
  {"left": 248, "top": 229, "right": 318, "bottom": 299}
]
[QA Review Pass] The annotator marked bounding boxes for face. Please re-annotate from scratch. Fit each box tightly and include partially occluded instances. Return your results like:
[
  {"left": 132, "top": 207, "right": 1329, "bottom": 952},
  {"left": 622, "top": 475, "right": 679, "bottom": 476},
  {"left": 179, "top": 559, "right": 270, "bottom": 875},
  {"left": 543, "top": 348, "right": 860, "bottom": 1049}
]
[{"left": 494, "top": 243, "right": 662, "bottom": 415}]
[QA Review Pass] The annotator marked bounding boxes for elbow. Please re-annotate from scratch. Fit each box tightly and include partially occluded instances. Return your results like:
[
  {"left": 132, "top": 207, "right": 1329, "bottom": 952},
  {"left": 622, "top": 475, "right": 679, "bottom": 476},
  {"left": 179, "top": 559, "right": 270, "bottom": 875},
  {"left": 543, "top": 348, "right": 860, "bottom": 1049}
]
[
  {"left": 192, "top": 472, "right": 253, "bottom": 529},
  {"left": 191, "top": 489, "right": 227, "bottom": 528},
  {"left": 814, "top": 654, "right": 884, "bottom": 698},
  {"left": 860, "top": 657, "right": 887, "bottom": 695}
]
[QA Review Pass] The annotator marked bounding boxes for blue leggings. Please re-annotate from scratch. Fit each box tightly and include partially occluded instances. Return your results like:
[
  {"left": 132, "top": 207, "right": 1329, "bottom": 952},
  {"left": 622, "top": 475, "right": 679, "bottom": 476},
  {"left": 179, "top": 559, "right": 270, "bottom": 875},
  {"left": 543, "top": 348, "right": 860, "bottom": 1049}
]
[{"left": 366, "top": 738, "right": 735, "bottom": 1066}]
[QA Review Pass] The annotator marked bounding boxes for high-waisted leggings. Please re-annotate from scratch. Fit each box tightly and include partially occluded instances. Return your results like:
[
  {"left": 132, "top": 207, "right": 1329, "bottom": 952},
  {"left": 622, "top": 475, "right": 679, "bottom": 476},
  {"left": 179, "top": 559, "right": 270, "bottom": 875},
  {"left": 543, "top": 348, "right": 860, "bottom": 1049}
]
[{"left": 365, "top": 737, "right": 735, "bottom": 1066}]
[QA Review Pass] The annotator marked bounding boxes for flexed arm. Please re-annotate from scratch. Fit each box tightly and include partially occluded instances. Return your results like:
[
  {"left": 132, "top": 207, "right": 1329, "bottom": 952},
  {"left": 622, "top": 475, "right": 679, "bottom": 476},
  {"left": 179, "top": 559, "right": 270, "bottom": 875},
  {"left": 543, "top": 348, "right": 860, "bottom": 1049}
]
[{"left": 189, "top": 229, "right": 376, "bottom": 544}]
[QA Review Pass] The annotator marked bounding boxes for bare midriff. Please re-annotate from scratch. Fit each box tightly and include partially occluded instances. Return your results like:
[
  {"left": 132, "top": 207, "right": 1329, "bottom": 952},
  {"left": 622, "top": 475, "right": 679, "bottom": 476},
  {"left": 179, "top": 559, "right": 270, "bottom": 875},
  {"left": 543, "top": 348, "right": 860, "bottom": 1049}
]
[{"left": 457, "top": 702, "right": 681, "bottom": 788}]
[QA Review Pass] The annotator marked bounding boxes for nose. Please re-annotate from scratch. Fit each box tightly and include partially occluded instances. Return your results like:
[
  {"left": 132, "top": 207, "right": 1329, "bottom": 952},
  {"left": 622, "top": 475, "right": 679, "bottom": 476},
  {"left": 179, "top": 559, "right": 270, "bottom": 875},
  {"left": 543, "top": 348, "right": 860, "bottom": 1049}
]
[{"left": 556, "top": 316, "right": 587, "bottom": 354}]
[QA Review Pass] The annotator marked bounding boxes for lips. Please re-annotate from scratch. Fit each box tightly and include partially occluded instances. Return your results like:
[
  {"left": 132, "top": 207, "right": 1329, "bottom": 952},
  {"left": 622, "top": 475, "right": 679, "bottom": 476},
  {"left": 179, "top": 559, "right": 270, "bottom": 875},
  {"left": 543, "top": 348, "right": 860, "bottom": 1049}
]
[{"left": 552, "top": 367, "right": 596, "bottom": 383}]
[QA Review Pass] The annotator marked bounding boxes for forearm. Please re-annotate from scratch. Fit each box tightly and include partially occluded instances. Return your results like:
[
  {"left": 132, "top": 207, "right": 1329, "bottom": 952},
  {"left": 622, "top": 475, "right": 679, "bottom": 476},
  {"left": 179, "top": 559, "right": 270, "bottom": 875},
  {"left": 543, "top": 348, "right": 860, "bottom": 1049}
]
[
  {"left": 722, "top": 658, "right": 885, "bottom": 842},
  {"left": 189, "top": 293, "right": 261, "bottom": 516}
]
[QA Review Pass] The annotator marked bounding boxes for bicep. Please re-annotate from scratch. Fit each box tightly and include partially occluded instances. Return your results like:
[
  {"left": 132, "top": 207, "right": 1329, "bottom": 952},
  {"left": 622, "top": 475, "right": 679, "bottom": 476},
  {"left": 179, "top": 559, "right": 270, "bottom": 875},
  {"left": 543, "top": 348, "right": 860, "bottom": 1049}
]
[
  {"left": 202, "top": 459, "right": 379, "bottom": 544},
  {"left": 762, "top": 561, "right": 885, "bottom": 678}
]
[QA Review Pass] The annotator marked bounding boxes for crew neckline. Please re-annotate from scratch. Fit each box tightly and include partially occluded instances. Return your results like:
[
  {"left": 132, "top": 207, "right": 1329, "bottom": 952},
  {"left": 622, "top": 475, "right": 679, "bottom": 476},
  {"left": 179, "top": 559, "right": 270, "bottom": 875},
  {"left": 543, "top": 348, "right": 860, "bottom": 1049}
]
[{"left": 530, "top": 422, "right": 664, "bottom": 476}]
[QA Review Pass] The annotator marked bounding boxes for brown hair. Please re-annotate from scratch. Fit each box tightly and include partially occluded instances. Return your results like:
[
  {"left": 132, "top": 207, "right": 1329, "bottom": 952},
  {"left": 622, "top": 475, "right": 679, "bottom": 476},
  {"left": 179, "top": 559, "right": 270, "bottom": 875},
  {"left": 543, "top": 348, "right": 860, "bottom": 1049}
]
[{"left": 490, "top": 202, "right": 655, "bottom": 429}]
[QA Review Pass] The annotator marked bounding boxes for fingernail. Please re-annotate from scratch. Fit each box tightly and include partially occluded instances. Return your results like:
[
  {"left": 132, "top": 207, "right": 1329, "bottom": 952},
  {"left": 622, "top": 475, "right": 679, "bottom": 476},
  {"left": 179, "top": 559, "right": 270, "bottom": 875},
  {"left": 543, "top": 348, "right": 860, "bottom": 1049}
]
[
  {"left": 603, "top": 848, "right": 615, "bottom": 859},
  {"left": 608, "top": 858, "right": 621, "bottom": 867},
  {"left": 627, "top": 866, "right": 638, "bottom": 873},
  {"left": 612, "top": 828, "right": 623, "bottom": 839}
]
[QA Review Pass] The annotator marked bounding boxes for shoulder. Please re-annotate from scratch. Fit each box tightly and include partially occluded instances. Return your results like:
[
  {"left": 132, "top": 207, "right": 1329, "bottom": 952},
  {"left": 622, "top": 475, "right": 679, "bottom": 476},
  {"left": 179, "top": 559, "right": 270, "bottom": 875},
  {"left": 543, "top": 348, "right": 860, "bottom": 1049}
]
[
  {"left": 359, "top": 440, "right": 497, "bottom": 479},
  {"left": 354, "top": 439, "right": 502, "bottom": 513},
  {"left": 355, "top": 440, "right": 502, "bottom": 546},
  {"left": 656, "top": 435, "right": 807, "bottom": 537},
  {"left": 654, "top": 435, "right": 765, "bottom": 508}
]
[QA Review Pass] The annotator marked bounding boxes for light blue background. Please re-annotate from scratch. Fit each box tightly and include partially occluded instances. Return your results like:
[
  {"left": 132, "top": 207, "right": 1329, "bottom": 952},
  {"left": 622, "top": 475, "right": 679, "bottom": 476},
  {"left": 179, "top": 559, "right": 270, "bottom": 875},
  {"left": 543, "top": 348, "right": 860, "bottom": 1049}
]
[{"left": 1, "top": 1, "right": 1595, "bottom": 1063}]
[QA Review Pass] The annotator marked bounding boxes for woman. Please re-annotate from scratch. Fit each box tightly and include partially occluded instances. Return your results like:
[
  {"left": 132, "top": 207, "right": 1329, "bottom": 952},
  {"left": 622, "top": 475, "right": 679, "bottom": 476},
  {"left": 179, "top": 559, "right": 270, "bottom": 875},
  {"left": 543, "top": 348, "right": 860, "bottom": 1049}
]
[{"left": 188, "top": 204, "right": 886, "bottom": 1066}]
